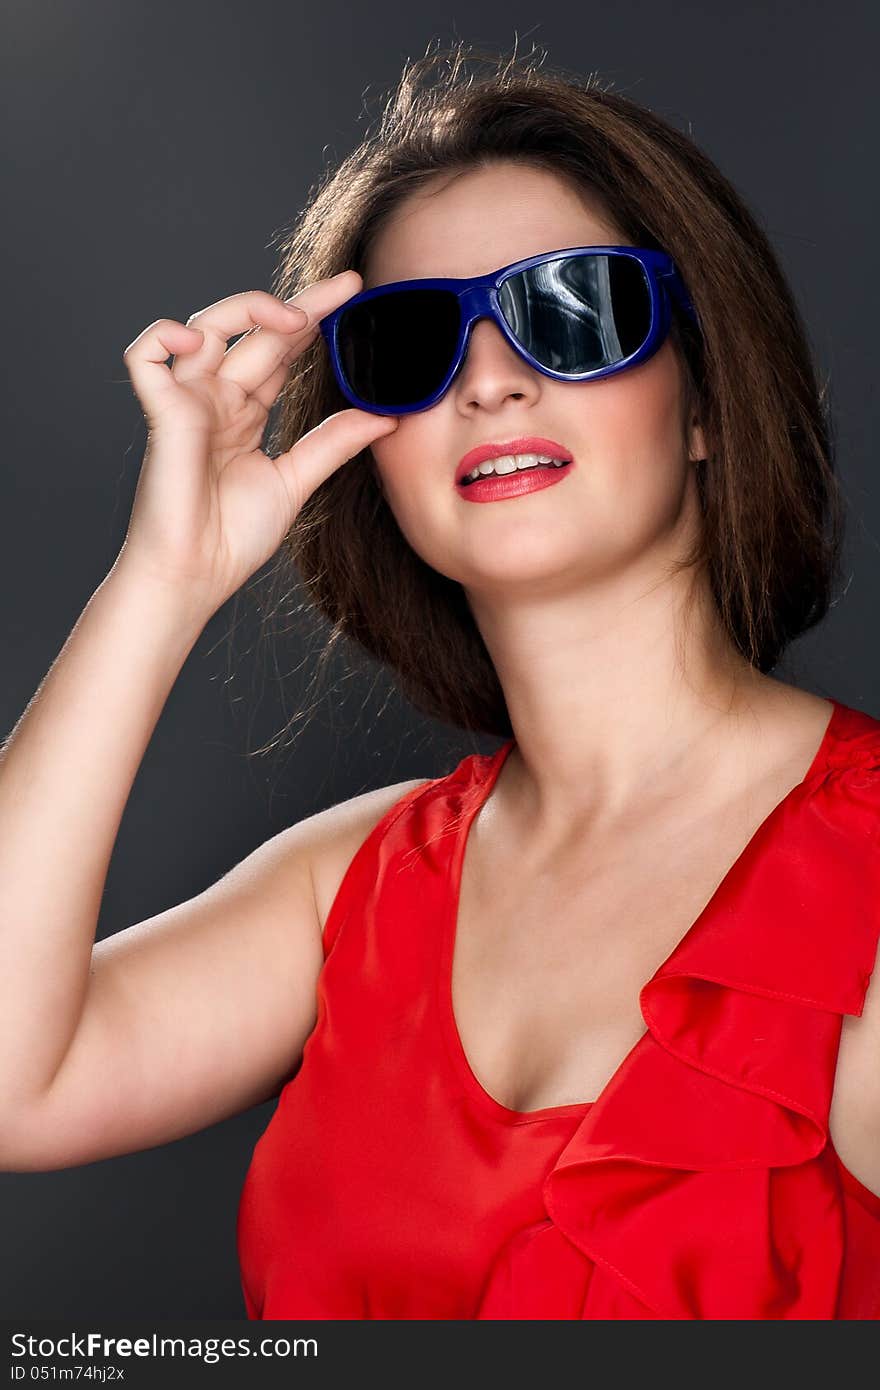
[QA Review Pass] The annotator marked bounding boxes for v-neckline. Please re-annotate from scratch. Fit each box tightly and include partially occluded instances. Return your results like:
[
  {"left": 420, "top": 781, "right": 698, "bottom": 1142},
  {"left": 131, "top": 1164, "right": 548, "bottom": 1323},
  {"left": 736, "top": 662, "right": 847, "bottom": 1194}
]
[{"left": 437, "top": 697, "right": 845, "bottom": 1126}]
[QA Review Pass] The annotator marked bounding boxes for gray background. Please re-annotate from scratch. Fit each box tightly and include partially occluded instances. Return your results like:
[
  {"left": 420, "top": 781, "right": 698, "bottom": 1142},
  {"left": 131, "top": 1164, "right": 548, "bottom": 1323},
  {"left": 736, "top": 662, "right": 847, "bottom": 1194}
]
[{"left": 1, "top": 0, "right": 877, "bottom": 1317}]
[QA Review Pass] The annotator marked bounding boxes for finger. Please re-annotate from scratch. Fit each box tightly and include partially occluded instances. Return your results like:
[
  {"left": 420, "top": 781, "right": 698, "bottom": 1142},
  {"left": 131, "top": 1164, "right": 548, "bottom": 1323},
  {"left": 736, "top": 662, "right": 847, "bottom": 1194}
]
[
  {"left": 250, "top": 322, "right": 321, "bottom": 412},
  {"left": 214, "top": 269, "right": 363, "bottom": 396},
  {"left": 174, "top": 273, "right": 359, "bottom": 386},
  {"left": 171, "top": 289, "right": 310, "bottom": 384},
  {"left": 122, "top": 319, "right": 206, "bottom": 424},
  {"left": 272, "top": 408, "right": 399, "bottom": 510}
]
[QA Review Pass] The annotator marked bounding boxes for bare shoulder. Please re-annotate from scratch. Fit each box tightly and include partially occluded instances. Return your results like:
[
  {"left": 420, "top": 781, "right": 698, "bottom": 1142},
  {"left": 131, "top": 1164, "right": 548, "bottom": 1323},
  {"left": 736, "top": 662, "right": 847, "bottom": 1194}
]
[
  {"left": 0, "top": 770, "right": 435, "bottom": 1170},
  {"left": 306, "top": 775, "right": 433, "bottom": 935}
]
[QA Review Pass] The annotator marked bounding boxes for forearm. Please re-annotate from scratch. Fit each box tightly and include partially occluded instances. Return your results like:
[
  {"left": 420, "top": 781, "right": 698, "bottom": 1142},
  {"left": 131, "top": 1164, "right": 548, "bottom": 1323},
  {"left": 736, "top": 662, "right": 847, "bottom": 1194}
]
[{"left": 0, "top": 558, "right": 214, "bottom": 1111}]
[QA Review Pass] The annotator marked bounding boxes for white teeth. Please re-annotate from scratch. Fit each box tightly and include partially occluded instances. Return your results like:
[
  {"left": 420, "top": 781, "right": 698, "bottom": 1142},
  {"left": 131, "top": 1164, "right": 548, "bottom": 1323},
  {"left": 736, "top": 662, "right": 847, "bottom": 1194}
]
[{"left": 462, "top": 452, "right": 567, "bottom": 483}]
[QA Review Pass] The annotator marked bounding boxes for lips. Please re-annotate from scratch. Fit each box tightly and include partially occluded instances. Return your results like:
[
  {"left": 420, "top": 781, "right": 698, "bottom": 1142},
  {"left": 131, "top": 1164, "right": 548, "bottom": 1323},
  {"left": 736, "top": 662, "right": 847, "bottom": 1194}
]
[{"left": 454, "top": 436, "right": 574, "bottom": 487}]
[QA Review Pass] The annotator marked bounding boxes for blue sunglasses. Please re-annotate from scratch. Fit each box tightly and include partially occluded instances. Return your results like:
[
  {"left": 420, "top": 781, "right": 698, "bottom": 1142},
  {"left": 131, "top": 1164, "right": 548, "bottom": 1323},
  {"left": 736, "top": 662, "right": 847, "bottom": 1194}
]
[{"left": 318, "top": 245, "right": 699, "bottom": 417}]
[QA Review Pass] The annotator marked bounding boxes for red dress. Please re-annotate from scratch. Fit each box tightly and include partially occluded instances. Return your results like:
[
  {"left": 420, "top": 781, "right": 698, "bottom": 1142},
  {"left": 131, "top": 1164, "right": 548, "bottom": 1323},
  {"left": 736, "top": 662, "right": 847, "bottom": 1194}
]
[{"left": 236, "top": 696, "right": 880, "bottom": 1319}]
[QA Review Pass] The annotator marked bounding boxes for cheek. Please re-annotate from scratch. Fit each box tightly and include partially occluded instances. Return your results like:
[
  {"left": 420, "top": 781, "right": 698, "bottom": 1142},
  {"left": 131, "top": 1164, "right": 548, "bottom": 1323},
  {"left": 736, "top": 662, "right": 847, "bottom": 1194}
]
[
  {"left": 367, "top": 426, "right": 449, "bottom": 568},
  {"left": 564, "top": 368, "right": 692, "bottom": 550},
  {"left": 370, "top": 419, "right": 444, "bottom": 516},
  {"left": 588, "top": 348, "right": 683, "bottom": 445},
  {"left": 584, "top": 355, "right": 687, "bottom": 482}
]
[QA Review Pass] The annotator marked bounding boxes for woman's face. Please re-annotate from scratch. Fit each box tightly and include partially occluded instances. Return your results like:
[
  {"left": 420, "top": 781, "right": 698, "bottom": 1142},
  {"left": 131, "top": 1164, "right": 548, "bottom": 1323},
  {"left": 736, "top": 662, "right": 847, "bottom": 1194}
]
[{"left": 363, "top": 161, "right": 706, "bottom": 597}]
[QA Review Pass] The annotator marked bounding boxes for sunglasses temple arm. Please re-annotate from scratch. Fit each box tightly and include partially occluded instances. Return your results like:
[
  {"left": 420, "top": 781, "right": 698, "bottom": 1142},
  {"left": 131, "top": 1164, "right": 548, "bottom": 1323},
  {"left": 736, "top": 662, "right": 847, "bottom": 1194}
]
[{"left": 662, "top": 269, "right": 699, "bottom": 325}]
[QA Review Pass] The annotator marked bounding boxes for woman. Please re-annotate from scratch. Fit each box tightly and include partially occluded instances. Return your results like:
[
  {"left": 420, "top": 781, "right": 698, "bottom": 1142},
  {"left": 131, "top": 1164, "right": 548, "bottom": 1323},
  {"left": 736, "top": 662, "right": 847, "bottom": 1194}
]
[{"left": 1, "top": 45, "right": 877, "bottom": 1320}]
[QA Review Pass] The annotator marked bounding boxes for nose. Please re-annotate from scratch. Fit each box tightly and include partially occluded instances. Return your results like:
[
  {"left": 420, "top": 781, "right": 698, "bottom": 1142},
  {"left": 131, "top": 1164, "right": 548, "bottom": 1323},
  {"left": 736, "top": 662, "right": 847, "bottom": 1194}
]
[{"left": 451, "top": 316, "right": 541, "bottom": 413}]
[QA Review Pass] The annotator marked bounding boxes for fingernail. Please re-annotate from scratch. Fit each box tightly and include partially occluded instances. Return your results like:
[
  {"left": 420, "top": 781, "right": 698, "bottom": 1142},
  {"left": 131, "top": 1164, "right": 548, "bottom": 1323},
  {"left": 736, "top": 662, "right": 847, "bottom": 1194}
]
[{"left": 282, "top": 302, "right": 308, "bottom": 320}]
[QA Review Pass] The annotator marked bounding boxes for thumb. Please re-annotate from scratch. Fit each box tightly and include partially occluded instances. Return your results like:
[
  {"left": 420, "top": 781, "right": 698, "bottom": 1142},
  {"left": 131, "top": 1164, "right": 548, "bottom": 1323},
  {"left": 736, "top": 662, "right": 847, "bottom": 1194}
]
[{"left": 274, "top": 409, "right": 399, "bottom": 508}]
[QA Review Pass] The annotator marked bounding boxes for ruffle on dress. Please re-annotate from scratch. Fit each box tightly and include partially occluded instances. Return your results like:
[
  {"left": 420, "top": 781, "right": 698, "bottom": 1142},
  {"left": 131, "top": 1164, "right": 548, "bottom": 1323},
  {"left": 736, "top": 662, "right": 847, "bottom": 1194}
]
[{"left": 474, "top": 708, "right": 880, "bottom": 1320}]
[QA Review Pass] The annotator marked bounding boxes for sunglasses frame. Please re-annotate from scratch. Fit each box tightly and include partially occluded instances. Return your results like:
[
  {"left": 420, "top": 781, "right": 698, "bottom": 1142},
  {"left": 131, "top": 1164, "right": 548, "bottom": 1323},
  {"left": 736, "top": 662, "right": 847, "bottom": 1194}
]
[{"left": 318, "top": 245, "right": 699, "bottom": 417}]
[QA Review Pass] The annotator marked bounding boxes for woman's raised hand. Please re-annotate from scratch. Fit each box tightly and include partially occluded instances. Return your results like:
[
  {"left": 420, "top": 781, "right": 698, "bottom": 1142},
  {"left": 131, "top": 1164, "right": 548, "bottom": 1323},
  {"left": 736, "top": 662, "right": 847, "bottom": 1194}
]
[{"left": 117, "top": 271, "right": 398, "bottom": 612}]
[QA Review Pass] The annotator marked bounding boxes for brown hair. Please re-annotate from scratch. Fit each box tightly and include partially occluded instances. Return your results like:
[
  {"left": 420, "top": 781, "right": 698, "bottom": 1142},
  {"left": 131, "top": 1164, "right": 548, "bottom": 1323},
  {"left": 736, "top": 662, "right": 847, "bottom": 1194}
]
[{"left": 237, "top": 39, "right": 845, "bottom": 756}]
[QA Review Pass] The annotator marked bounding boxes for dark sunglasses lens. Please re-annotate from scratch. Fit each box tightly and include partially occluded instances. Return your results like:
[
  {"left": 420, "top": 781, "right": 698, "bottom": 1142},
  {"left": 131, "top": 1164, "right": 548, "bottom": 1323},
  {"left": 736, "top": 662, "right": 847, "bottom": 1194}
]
[
  {"left": 498, "top": 253, "right": 652, "bottom": 373},
  {"left": 337, "top": 288, "right": 460, "bottom": 407}
]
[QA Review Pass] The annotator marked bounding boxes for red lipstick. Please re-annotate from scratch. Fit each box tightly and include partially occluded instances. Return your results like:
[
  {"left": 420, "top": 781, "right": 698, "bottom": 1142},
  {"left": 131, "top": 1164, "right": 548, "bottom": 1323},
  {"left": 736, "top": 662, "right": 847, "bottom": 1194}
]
[{"left": 455, "top": 436, "right": 575, "bottom": 502}]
